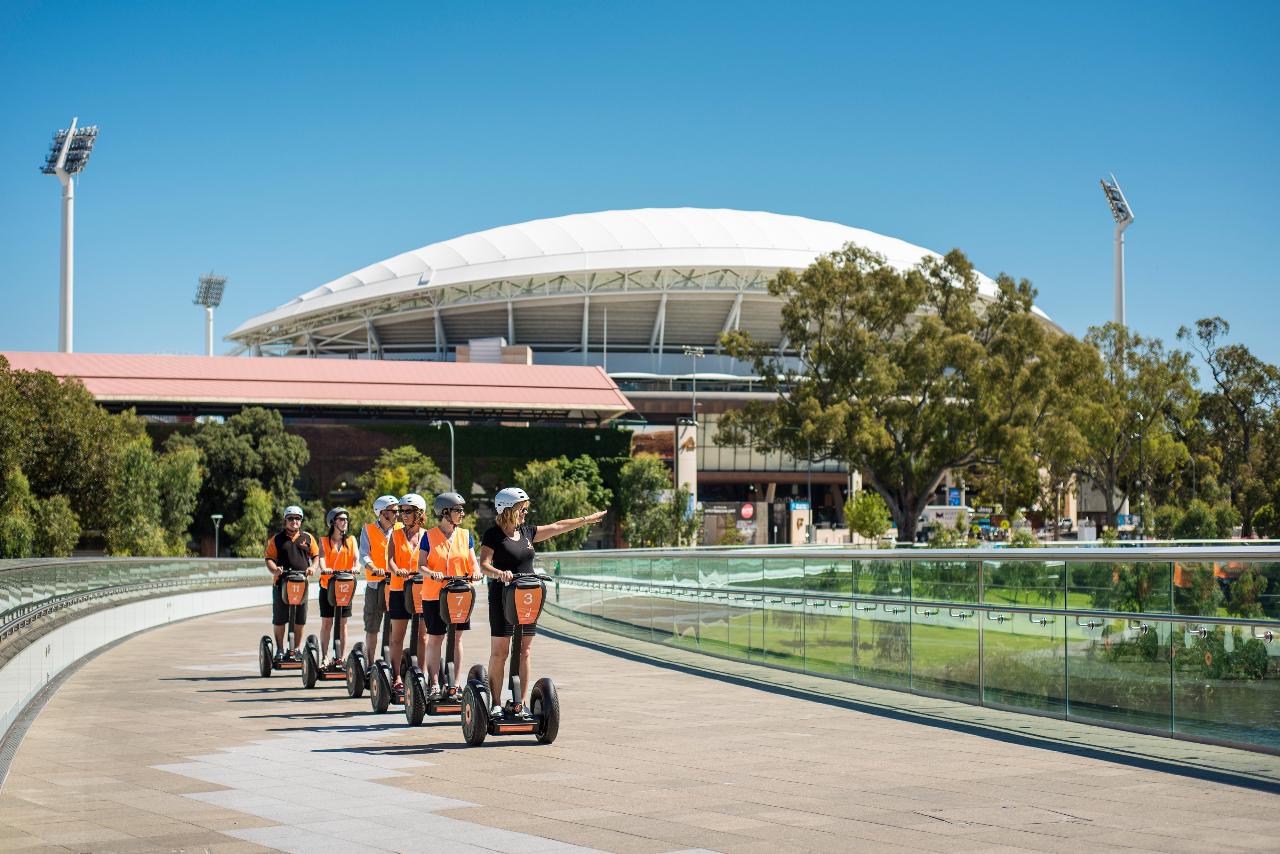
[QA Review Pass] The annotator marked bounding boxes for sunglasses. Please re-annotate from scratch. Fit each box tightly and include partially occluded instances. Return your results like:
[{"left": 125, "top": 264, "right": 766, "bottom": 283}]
[
  {"left": 285, "top": 516, "right": 302, "bottom": 522},
  {"left": 448, "top": 507, "right": 466, "bottom": 515}
]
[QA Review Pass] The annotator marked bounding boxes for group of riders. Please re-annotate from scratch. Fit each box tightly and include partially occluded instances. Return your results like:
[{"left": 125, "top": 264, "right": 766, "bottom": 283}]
[{"left": 263, "top": 487, "right": 606, "bottom": 719}]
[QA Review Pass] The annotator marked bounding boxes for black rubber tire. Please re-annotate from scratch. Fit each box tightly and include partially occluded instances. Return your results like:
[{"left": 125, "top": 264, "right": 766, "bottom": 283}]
[
  {"left": 371, "top": 661, "right": 392, "bottom": 714},
  {"left": 461, "top": 684, "right": 489, "bottom": 746},
  {"left": 345, "top": 650, "right": 366, "bottom": 699},
  {"left": 405, "top": 669, "right": 427, "bottom": 726},
  {"left": 302, "top": 646, "right": 318, "bottom": 689},
  {"left": 531, "top": 677, "right": 560, "bottom": 745},
  {"left": 305, "top": 634, "right": 320, "bottom": 653},
  {"left": 466, "top": 664, "right": 487, "bottom": 685},
  {"left": 258, "top": 636, "right": 273, "bottom": 678}
]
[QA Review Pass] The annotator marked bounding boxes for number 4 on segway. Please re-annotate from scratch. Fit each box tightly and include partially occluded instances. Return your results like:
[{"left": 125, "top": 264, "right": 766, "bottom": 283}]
[
  {"left": 460, "top": 575, "right": 559, "bottom": 745},
  {"left": 258, "top": 571, "right": 308, "bottom": 676}
]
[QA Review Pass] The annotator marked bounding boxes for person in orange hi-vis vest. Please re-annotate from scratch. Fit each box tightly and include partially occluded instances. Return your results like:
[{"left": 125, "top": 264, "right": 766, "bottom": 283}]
[
  {"left": 359, "top": 495, "right": 401, "bottom": 664},
  {"left": 385, "top": 492, "right": 429, "bottom": 704},
  {"left": 264, "top": 505, "right": 319, "bottom": 663},
  {"left": 318, "top": 507, "right": 358, "bottom": 667},
  {"left": 417, "top": 491, "right": 482, "bottom": 700}
]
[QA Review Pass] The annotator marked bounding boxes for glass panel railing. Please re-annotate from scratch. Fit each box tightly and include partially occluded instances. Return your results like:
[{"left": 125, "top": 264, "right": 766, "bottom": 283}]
[{"left": 547, "top": 546, "right": 1280, "bottom": 753}]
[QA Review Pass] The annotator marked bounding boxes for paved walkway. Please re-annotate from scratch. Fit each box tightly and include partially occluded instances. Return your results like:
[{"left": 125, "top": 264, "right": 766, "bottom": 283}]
[{"left": 1, "top": 599, "right": 1278, "bottom": 853}]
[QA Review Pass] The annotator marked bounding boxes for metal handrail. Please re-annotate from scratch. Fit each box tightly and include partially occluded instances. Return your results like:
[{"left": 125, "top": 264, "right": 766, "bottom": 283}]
[
  {"left": 552, "top": 574, "right": 1280, "bottom": 631},
  {"left": 554, "top": 545, "right": 1280, "bottom": 562}
]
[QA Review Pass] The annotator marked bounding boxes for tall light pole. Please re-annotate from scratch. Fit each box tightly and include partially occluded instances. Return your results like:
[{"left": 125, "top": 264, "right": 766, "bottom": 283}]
[
  {"left": 430, "top": 420, "right": 455, "bottom": 491},
  {"left": 194, "top": 273, "right": 228, "bottom": 356},
  {"left": 1100, "top": 174, "right": 1134, "bottom": 327},
  {"left": 682, "top": 345, "right": 705, "bottom": 424},
  {"left": 211, "top": 514, "right": 223, "bottom": 558},
  {"left": 41, "top": 118, "right": 100, "bottom": 353}
]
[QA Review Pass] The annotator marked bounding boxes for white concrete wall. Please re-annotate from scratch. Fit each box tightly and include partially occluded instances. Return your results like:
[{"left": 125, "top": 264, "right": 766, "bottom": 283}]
[{"left": 1, "top": 586, "right": 263, "bottom": 744}]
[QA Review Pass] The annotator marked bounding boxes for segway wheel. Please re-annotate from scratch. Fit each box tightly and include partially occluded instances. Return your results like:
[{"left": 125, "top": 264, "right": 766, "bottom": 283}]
[
  {"left": 305, "top": 634, "right": 320, "bottom": 654},
  {"left": 258, "top": 636, "right": 274, "bottom": 678},
  {"left": 531, "top": 677, "right": 560, "bottom": 745},
  {"left": 405, "top": 670, "right": 427, "bottom": 726},
  {"left": 345, "top": 649, "right": 366, "bottom": 699},
  {"left": 370, "top": 661, "right": 392, "bottom": 714},
  {"left": 302, "top": 646, "right": 319, "bottom": 689},
  {"left": 461, "top": 684, "right": 489, "bottom": 746},
  {"left": 466, "top": 664, "right": 487, "bottom": 686}
]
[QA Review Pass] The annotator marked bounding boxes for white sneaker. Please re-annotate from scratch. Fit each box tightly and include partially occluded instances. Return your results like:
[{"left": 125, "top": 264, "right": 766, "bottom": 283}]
[{"left": 490, "top": 704, "right": 503, "bottom": 718}]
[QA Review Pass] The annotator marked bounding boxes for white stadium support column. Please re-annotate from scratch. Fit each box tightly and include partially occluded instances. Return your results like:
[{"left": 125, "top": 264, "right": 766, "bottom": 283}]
[{"left": 580, "top": 295, "right": 590, "bottom": 364}]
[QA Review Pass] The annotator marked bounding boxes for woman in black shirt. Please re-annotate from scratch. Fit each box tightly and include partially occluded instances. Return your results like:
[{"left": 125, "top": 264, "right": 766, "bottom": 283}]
[{"left": 479, "top": 486, "right": 606, "bottom": 719}]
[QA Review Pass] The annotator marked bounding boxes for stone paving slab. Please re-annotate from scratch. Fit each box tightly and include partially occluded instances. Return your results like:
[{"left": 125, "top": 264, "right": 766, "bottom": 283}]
[{"left": 0, "top": 598, "right": 1277, "bottom": 853}]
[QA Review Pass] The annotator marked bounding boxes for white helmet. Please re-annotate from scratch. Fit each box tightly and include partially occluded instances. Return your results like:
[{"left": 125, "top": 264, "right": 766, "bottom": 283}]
[
  {"left": 399, "top": 493, "right": 427, "bottom": 513},
  {"left": 283, "top": 505, "right": 304, "bottom": 519},
  {"left": 494, "top": 487, "right": 530, "bottom": 514},
  {"left": 373, "top": 494, "right": 399, "bottom": 514}
]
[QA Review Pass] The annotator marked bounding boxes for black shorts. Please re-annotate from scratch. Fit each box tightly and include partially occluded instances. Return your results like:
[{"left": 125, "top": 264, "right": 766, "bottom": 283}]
[
  {"left": 386, "top": 586, "right": 412, "bottom": 621},
  {"left": 271, "top": 581, "right": 308, "bottom": 626},
  {"left": 317, "top": 586, "right": 352, "bottom": 619},
  {"left": 423, "top": 599, "right": 471, "bottom": 636},
  {"left": 488, "top": 581, "right": 536, "bottom": 638}
]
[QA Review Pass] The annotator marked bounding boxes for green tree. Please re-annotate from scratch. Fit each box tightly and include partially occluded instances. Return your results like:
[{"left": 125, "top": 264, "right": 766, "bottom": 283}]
[
  {"left": 1153, "top": 504, "right": 1183, "bottom": 539},
  {"left": 184, "top": 408, "right": 310, "bottom": 543},
  {"left": 227, "top": 482, "right": 274, "bottom": 558},
  {"left": 1073, "top": 324, "right": 1198, "bottom": 529},
  {"left": 157, "top": 441, "right": 202, "bottom": 553},
  {"left": 512, "top": 455, "right": 611, "bottom": 551},
  {"left": 1252, "top": 503, "right": 1279, "bottom": 538},
  {"left": 33, "top": 494, "right": 79, "bottom": 557},
  {"left": 0, "top": 468, "right": 35, "bottom": 558},
  {"left": 618, "top": 454, "right": 699, "bottom": 547},
  {"left": 843, "top": 490, "right": 891, "bottom": 542},
  {"left": 351, "top": 445, "right": 446, "bottom": 530},
  {"left": 102, "top": 438, "right": 169, "bottom": 556},
  {"left": 1178, "top": 317, "right": 1280, "bottom": 535},
  {"left": 1174, "top": 499, "right": 1217, "bottom": 540},
  {"left": 718, "top": 244, "right": 1070, "bottom": 543}
]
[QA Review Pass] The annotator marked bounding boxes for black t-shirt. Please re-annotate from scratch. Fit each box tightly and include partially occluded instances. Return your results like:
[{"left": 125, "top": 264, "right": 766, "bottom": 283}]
[{"left": 482, "top": 523, "right": 537, "bottom": 587}]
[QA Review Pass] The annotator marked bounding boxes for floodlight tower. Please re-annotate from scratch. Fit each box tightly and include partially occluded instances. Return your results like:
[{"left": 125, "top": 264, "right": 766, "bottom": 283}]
[
  {"left": 41, "top": 118, "right": 100, "bottom": 352},
  {"left": 194, "top": 273, "right": 228, "bottom": 356},
  {"left": 1099, "top": 174, "right": 1134, "bottom": 327}
]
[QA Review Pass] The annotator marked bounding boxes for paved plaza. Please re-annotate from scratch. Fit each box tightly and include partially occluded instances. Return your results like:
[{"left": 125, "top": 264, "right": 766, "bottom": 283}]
[{"left": 1, "top": 600, "right": 1278, "bottom": 853}]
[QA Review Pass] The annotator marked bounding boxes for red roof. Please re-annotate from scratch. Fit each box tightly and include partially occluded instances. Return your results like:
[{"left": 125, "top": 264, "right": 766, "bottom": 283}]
[{"left": 1, "top": 352, "right": 633, "bottom": 421}]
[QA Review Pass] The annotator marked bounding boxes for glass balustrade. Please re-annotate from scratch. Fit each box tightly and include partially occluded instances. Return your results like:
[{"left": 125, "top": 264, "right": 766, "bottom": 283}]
[{"left": 545, "top": 547, "right": 1280, "bottom": 754}]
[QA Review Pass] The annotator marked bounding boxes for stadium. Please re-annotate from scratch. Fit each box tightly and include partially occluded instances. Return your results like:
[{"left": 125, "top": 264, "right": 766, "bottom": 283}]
[{"left": 229, "top": 208, "right": 1052, "bottom": 542}]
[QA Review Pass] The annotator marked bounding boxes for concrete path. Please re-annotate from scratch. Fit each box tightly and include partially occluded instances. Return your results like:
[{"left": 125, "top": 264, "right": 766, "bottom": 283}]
[{"left": 1, "top": 600, "right": 1278, "bottom": 853}]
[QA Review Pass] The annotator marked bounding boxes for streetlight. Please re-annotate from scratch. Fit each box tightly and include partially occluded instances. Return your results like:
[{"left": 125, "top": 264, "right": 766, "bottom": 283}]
[
  {"left": 211, "top": 514, "right": 223, "bottom": 558},
  {"left": 194, "top": 272, "right": 228, "bottom": 356},
  {"left": 41, "top": 118, "right": 100, "bottom": 353},
  {"left": 682, "top": 345, "right": 705, "bottom": 424},
  {"left": 1099, "top": 174, "right": 1134, "bottom": 327},
  {"left": 430, "top": 420, "right": 454, "bottom": 491}
]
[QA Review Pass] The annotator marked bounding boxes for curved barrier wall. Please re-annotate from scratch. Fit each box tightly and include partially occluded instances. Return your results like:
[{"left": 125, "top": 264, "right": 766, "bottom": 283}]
[
  {"left": 1, "top": 559, "right": 263, "bottom": 745},
  {"left": 543, "top": 547, "right": 1280, "bottom": 754}
]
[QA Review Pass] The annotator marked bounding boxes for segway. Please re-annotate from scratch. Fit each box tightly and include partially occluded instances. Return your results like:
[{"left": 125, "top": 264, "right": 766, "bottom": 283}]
[
  {"left": 461, "top": 574, "right": 560, "bottom": 745},
  {"left": 422, "top": 577, "right": 477, "bottom": 718},
  {"left": 258, "top": 570, "right": 308, "bottom": 677},
  {"left": 302, "top": 571, "right": 356, "bottom": 688},
  {"left": 345, "top": 574, "right": 385, "bottom": 698},
  {"left": 367, "top": 584, "right": 400, "bottom": 713},
  {"left": 402, "top": 572, "right": 433, "bottom": 725}
]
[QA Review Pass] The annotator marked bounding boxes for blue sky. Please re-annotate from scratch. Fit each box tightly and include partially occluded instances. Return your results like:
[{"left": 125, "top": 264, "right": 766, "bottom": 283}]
[{"left": 1, "top": 1, "right": 1277, "bottom": 373}]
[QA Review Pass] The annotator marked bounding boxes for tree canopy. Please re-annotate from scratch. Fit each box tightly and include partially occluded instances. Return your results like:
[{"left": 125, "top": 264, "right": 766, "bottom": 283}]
[
  {"left": 511, "top": 454, "right": 611, "bottom": 550},
  {"left": 718, "top": 244, "right": 1073, "bottom": 542}
]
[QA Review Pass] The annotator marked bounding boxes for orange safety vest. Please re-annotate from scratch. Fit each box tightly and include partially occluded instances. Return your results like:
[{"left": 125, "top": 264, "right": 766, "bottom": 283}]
[
  {"left": 363, "top": 522, "right": 397, "bottom": 583},
  {"left": 422, "top": 526, "right": 474, "bottom": 600},
  {"left": 387, "top": 526, "right": 425, "bottom": 592},
  {"left": 320, "top": 534, "right": 357, "bottom": 588}
]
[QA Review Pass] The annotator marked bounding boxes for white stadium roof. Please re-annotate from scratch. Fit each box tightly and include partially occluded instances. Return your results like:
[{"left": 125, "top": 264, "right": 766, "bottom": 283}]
[{"left": 231, "top": 208, "right": 1049, "bottom": 345}]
